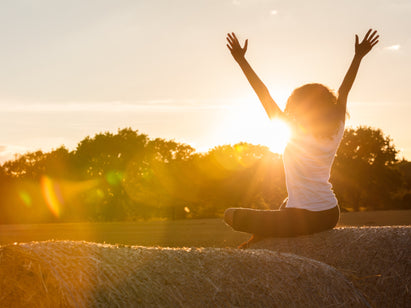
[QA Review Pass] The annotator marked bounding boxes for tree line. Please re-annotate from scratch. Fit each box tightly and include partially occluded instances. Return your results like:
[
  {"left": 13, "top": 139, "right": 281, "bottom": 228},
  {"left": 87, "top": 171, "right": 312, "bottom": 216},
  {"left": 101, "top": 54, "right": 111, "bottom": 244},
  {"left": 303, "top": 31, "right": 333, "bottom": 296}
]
[{"left": 0, "top": 126, "right": 410, "bottom": 224}]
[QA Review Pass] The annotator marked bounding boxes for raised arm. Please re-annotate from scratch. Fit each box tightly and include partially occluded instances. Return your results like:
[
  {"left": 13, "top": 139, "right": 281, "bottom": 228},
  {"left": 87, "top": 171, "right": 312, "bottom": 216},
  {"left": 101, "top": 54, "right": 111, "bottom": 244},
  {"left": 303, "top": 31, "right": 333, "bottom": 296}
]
[
  {"left": 338, "top": 29, "right": 379, "bottom": 113},
  {"left": 226, "top": 32, "right": 284, "bottom": 120}
]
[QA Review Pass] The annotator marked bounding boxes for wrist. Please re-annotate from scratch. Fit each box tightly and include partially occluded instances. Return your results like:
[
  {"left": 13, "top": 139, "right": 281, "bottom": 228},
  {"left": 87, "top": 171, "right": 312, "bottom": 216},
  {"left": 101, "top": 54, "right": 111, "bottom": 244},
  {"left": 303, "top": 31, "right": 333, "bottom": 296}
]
[
  {"left": 236, "top": 57, "right": 247, "bottom": 65},
  {"left": 353, "top": 53, "right": 364, "bottom": 61}
]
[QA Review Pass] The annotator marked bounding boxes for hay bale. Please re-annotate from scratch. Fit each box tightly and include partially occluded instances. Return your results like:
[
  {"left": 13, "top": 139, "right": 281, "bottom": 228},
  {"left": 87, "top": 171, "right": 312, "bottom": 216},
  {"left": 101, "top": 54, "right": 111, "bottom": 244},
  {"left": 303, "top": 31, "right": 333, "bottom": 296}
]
[
  {"left": 250, "top": 226, "right": 411, "bottom": 308},
  {"left": 0, "top": 241, "right": 369, "bottom": 307}
]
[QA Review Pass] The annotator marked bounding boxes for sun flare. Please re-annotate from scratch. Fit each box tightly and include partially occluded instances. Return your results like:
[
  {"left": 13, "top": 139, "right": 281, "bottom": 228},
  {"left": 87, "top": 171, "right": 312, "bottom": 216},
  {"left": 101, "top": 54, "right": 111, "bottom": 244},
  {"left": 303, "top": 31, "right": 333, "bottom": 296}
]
[
  {"left": 222, "top": 104, "right": 291, "bottom": 154},
  {"left": 260, "top": 119, "right": 291, "bottom": 153}
]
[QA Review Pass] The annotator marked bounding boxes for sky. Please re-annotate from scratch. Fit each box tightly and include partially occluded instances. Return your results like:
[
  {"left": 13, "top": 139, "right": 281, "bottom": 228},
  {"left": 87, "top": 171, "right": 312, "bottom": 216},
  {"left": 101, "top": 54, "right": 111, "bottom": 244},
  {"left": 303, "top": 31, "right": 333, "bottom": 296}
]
[{"left": 0, "top": 0, "right": 410, "bottom": 162}]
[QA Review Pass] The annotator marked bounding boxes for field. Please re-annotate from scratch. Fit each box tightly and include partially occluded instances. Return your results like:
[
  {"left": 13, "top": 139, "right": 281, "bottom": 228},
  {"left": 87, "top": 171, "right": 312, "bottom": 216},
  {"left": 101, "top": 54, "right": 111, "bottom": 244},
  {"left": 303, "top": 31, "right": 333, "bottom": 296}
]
[
  {"left": 1, "top": 210, "right": 410, "bottom": 307},
  {"left": 1, "top": 210, "right": 410, "bottom": 247}
]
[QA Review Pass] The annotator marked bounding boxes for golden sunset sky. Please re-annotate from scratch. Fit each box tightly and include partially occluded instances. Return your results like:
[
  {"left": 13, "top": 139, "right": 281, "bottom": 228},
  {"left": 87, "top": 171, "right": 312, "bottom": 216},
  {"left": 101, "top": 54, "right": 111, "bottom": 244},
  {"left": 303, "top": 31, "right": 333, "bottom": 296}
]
[{"left": 0, "top": 0, "right": 409, "bottom": 161}]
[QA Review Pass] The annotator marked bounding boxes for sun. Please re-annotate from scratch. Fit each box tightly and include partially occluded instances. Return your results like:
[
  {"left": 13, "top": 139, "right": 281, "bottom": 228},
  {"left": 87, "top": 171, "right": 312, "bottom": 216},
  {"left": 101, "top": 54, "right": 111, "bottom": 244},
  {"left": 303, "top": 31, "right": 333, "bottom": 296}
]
[
  {"left": 259, "top": 119, "right": 291, "bottom": 153},
  {"left": 221, "top": 103, "right": 291, "bottom": 154}
]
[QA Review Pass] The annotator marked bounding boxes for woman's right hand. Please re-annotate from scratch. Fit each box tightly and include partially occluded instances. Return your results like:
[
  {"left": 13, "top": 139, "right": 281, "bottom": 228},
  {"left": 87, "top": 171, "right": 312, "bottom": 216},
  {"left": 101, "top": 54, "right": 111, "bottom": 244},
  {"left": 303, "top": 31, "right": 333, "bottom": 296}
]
[{"left": 226, "top": 32, "right": 248, "bottom": 63}]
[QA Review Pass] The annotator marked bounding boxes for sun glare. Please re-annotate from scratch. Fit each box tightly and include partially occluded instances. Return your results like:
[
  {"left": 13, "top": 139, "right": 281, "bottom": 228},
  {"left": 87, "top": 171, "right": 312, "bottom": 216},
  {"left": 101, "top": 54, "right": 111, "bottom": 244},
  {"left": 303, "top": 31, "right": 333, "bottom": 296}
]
[
  {"left": 261, "top": 119, "right": 291, "bottom": 153},
  {"left": 222, "top": 104, "right": 291, "bottom": 154}
]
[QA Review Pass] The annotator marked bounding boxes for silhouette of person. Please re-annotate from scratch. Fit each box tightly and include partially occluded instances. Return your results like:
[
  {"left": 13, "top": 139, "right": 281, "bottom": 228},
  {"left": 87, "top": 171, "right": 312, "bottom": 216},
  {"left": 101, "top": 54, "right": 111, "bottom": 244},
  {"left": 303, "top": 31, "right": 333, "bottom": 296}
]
[{"left": 224, "top": 29, "right": 379, "bottom": 248}]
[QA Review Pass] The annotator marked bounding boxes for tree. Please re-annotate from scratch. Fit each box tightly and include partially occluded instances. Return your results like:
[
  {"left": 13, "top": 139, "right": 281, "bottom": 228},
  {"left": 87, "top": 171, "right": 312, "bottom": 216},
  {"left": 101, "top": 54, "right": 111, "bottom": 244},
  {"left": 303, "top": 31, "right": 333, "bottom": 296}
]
[
  {"left": 0, "top": 125, "right": 407, "bottom": 224},
  {"left": 331, "top": 126, "right": 401, "bottom": 211}
]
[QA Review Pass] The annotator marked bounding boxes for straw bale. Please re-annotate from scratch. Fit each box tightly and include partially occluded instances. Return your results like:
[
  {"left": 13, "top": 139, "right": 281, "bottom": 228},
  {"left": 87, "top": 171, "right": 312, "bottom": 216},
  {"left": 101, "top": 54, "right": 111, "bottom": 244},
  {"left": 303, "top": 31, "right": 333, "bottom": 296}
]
[
  {"left": 249, "top": 226, "right": 411, "bottom": 308},
  {"left": 0, "top": 240, "right": 369, "bottom": 307}
]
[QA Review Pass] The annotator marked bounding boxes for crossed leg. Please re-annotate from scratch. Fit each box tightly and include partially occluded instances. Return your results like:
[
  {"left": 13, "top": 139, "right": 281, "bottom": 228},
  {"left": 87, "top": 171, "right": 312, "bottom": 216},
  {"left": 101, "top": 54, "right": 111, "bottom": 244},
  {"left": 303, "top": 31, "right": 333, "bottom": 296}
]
[{"left": 224, "top": 203, "right": 339, "bottom": 247}]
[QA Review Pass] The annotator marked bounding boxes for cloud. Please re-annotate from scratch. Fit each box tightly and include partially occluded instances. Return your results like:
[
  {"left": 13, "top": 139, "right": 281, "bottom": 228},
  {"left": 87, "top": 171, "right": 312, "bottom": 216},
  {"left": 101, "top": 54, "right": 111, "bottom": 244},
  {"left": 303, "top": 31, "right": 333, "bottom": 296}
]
[
  {"left": 385, "top": 45, "right": 400, "bottom": 51},
  {"left": 0, "top": 100, "right": 231, "bottom": 113}
]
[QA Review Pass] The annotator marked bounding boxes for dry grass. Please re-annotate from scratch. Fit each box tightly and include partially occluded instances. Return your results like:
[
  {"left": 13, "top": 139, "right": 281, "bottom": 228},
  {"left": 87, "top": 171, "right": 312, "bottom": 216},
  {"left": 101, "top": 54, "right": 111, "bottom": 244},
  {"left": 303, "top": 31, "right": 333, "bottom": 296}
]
[
  {"left": 250, "top": 226, "right": 411, "bottom": 308},
  {"left": 0, "top": 240, "right": 369, "bottom": 307}
]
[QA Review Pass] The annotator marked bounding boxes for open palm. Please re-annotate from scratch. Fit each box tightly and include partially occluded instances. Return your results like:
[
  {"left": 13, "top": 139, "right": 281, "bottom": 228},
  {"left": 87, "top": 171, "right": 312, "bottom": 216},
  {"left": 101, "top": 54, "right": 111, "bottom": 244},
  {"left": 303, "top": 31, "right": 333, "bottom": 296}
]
[
  {"left": 355, "top": 29, "right": 379, "bottom": 58},
  {"left": 226, "top": 32, "right": 248, "bottom": 62}
]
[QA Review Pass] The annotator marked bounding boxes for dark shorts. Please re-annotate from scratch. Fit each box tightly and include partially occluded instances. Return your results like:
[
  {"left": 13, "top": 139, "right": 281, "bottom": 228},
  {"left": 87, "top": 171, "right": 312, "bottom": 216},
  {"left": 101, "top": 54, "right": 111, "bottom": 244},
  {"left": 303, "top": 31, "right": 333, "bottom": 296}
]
[{"left": 232, "top": 205, "right": 340, "bottom": 237}]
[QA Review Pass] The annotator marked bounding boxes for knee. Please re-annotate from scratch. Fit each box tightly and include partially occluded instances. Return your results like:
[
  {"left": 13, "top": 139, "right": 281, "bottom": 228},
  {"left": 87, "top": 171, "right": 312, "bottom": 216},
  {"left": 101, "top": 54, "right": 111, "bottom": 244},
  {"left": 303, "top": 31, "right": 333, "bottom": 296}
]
[{"left": 224, "top": 208, "right": 236, "bottom": 226}]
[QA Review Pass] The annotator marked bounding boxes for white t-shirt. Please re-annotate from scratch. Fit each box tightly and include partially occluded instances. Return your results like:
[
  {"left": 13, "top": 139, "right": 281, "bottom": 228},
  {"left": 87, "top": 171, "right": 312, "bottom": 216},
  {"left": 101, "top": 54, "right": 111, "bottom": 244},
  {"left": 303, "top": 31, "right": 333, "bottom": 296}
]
[{"left": 283, "top": 121, "right": 345, "bottom": 211}]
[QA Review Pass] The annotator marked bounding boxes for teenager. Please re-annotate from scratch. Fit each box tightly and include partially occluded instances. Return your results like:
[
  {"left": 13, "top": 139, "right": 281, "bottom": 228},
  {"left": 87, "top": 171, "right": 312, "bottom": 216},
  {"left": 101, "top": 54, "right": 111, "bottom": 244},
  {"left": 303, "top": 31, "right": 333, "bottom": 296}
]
[{"left": 224, "top": 29, "right": 379, "bottom": 247}]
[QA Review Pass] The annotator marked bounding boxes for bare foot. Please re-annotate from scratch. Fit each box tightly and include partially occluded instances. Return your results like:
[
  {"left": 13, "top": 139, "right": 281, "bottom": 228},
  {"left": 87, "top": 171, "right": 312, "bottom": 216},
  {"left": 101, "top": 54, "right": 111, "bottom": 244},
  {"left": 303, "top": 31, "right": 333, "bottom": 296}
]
[{"left": 238, "top": 234, "right": 266, "bottom": 249}]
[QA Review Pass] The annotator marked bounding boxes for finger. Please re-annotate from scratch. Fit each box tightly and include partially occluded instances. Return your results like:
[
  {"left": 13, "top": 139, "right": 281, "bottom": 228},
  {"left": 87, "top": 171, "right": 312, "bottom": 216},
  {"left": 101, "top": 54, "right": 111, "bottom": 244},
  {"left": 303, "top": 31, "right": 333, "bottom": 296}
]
[
  {"left": 243, "top": 39, "right": 248, "bottom": 51},
  {"left": 232, "top": 32, "right": 240, "bottom": 44},
  {"left": 227, "top": 33, "right": 235, "bottom": 43},
  {"left": 226, "top": 36, "right": 237, "bottom": 47},
  {"left": 355, "top": 35, "right": 359, "bottom": 46},
  {"left": 227, "top": 33, "right": 239, "bottom": 47},
  {"left": 233, "top": 36, "right": 243, "bottom": 50},
  {"left": 363, "top": 29, "right": 372, "bottom": 41},
  {"left": 368, "top": 30, "right": 378, "bottom": 42},
  {"left": 231, "top": 32, "right": 238, "bottom": 42},
  {"left": 370, "top": 35, "right": 379, "bottom": 45},
  {"left": 226, "top": 44, "right": 233, "bottom": 51},
  {"left": 371, "top": 40, "right": 379, "bottom": 48}
]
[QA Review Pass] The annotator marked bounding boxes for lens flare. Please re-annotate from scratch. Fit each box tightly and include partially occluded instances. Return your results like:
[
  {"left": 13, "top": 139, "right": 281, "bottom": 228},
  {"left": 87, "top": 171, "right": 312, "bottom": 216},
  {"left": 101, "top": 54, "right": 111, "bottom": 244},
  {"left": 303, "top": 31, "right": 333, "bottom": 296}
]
[
  {"left": 41, "top": 176, "right": 64, "bottom": 218},
  {"left": 106, "top": 170, "right": 124, "bottom": 186},
  {"left": 18, "top": 191, "right": 32, "bottom": 207}
]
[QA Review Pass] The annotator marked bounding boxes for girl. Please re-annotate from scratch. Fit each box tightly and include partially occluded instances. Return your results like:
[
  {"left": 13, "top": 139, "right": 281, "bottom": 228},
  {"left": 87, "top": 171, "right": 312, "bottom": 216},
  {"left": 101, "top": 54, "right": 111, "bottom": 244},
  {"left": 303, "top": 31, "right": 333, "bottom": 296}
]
[{"left": 224, "top": 29, "right": 379, "bottom": 248}]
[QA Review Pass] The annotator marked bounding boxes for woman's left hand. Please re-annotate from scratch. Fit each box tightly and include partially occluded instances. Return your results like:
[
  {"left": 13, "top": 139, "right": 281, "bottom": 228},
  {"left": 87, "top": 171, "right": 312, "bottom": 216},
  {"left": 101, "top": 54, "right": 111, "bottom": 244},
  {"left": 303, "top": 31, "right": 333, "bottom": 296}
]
[{"left": 355, "top": 29, "right": 379, "bottom": 58}]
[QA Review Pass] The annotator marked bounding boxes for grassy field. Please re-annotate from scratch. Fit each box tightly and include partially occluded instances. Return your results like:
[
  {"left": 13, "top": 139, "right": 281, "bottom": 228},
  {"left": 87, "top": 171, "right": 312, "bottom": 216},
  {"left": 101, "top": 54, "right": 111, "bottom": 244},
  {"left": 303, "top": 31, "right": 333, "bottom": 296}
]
[{"left": 0, "top": 210, "right": 410, "bottom": 248}]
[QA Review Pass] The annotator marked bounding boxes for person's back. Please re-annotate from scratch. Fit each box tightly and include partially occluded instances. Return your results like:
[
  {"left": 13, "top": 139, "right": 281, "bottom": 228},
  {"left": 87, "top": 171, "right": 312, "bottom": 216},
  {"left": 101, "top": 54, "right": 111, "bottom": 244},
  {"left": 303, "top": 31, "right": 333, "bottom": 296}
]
[
  {"left": 284, "top": 123, "right": 344, "bottom": 211},
  {"left": 283, "top": 84, "right": 346, "bottom": 211}
]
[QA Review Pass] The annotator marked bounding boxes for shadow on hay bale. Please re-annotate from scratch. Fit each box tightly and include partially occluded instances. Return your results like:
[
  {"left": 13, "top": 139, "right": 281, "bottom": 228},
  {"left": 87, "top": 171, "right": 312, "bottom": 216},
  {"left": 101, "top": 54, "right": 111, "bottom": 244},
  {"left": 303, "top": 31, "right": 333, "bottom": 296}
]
[
  {"left": 0, "top": 241, "right": 369, "bottom": 307},
  {"left": 249, "top": 226, "right": 411, "bottom": 308}
]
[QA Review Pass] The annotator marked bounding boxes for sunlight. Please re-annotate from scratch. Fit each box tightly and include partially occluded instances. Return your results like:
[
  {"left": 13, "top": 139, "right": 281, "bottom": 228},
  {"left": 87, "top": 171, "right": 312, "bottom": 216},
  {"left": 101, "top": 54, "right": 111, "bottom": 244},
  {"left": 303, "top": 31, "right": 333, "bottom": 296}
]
[
  {"left": 222, "top": 103, "right": 291, "bottom": 154},
  {"left": 260, "top": 119, "right": 291, "bottom": 153}
]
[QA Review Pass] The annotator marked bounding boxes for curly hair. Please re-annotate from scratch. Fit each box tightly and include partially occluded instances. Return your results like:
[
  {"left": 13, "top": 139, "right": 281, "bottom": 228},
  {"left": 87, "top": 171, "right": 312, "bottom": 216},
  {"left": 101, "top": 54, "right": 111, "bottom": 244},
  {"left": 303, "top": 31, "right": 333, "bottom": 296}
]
[{"left": 285, "top": 83, "right": 345, "bottom": 139}]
